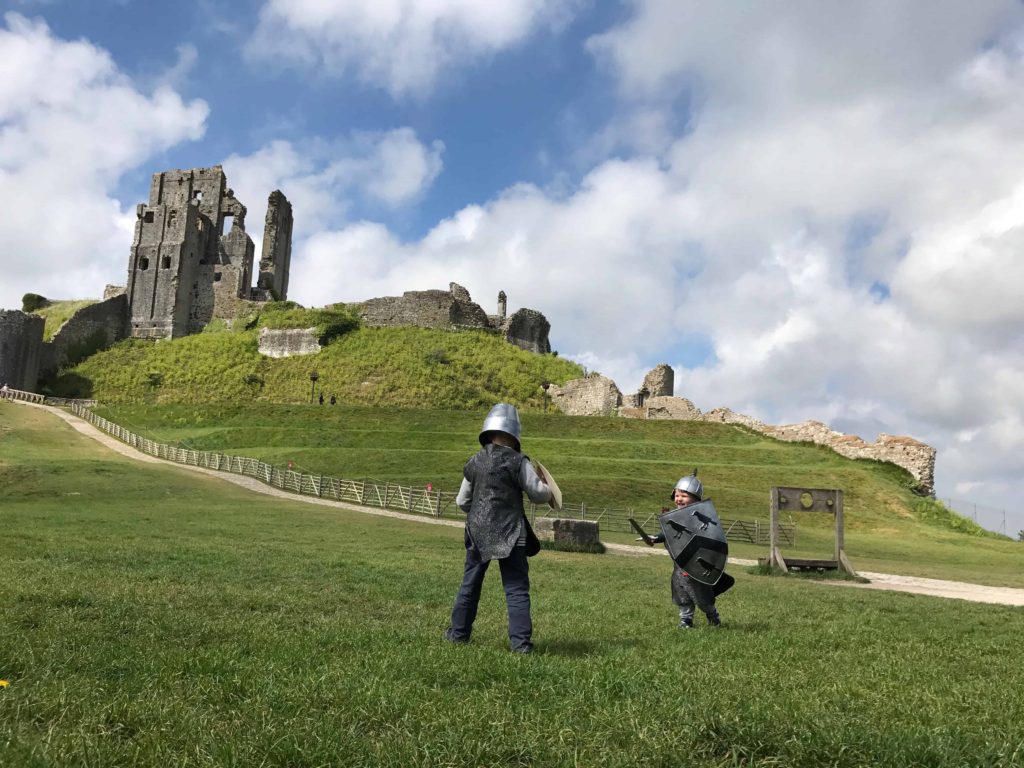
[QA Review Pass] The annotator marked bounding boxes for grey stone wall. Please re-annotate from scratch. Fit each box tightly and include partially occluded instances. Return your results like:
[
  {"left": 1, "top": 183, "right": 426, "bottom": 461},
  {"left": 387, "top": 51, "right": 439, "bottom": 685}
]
[
  {"left": 643, "top": 363, "right": 674, "bottom": 397},
  {"left": 643, "top": 395, "right": 702, "bottom": 420},
  {"left": 356, "top": 283, "right": 552, "bottom": 354},
  {"left": 259, "top": 190, "right": 292, "bottom": 300},
  {"left": 40, "top": 294, "right": 127, "bottom": 374},
  {"left": 358, "top": 283, "right": 493, "bottom": 331},
  {"left": 534, "top": 517, "right": 600, "bottom": 547},
  {"left": 554, "top": 372, "right": 937, "bottom": 494},
  {"left": 503, "top": 308, "right": 551, "bottom": 354},
  {"left": 549, "top": 374, "right": 622, "bottom": 416},
  {"left": 125, "top": 166, "right": 292, "bottom": 340},
  {"left": 0, "top": 310, "right": 44, "bottom": 391},
  {"left": 258, "top": 327, "right": 321, "bottom": 358}
]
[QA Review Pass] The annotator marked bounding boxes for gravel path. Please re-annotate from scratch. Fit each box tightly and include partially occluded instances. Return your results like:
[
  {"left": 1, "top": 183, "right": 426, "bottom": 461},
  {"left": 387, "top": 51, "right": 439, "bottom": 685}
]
[{"left": 16, "top": 401, "right": 1024, "bottom": 607}]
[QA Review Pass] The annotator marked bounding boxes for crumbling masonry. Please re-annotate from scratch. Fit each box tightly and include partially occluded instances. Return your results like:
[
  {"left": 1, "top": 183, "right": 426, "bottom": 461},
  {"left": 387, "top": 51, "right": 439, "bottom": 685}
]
[
  {"left": 550, "top": 366, "right": 937, "bottom": 496},
  {"left": 126, "top": 166, "right": 292, "bottom": 339}
]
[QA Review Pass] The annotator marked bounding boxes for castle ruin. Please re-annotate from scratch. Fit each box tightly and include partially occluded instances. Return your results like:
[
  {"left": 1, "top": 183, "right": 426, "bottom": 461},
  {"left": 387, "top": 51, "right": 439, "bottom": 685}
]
[
  {"left": 125, "top": 166, "right": 292, "bottom": 339},
  {"left": 357, "top": 282, "right": 551, "bottom": 354},
  {"left": 550, "top": 366, "right": 938, "bottom": 496}
]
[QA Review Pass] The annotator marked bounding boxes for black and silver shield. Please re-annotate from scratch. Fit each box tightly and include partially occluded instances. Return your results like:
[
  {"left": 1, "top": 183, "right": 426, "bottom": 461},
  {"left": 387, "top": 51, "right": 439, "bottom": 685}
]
[{"left": 658, "top": 499, "right": 729, "bottom": 586}]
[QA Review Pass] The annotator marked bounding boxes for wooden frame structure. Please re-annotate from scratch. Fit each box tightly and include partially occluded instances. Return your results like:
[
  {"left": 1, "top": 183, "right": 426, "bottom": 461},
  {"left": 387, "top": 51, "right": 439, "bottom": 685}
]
[{"left": 767, "top": 486, "right": 857, "bottom": 576}]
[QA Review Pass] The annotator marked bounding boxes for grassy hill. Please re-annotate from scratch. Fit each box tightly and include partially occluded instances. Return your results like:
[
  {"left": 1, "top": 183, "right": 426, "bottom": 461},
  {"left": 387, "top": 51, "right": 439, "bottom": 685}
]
[
  {"left": 46, "top": 302, "right": 583, "bottom": 409},
  {"left": 2, "top": 400, "right": 1023, "bottom": 767},
  {"left": 94, "top": 401, "right": 1021, "bottom": 585},
  {"left": 31, "top": 298, "right": 98, "bottom": 340}
]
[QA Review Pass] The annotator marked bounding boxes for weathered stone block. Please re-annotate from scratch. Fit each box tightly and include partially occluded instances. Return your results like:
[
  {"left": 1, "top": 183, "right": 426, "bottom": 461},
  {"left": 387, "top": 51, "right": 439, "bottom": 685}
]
[
  {"left": 258, "top": 327, "right": 321, "bottom": 358},
  {"left": 534, "top": 517, "right": 601, "bottom": 548}
]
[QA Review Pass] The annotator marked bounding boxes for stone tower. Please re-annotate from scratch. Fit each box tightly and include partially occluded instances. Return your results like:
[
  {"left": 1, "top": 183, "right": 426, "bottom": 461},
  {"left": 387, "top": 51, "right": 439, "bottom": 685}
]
[
  {"left": 125, "top": 166, "right": 292, "bottom": 339},
  {"left": 497, "top": 290, "right": 507, "bottom": 321},
  {"left": 258, "top": 190, "right": 293, "bottom": 300}
]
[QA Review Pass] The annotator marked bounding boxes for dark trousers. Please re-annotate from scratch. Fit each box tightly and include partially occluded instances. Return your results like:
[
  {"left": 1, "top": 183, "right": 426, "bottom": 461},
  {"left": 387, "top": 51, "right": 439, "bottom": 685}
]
[{"left": 449, "top": 540, "right": 532, "bottom": 650}]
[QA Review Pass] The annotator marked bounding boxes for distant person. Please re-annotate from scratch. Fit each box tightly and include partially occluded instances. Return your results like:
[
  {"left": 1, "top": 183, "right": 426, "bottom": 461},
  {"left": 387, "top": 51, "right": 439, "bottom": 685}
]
[
  {"left": 444, "top": 403, "right": 551, "bottom": 654},
  {"left": 318, "top": 393, "right": 324, "bottom": 405},
  {"left": 330, "top": 394, "right": 336, "bottom": 405},
  {"left": 638, "top": 472, "right": 726, "bottom": 629},
  {"left": 1, "top": 383, "right": 8, "bottom": 397}
]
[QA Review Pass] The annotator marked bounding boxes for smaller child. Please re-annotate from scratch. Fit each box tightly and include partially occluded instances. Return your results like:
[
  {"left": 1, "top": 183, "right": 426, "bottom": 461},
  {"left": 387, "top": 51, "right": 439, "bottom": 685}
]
[{"left": 640, "top": 472, "right": 723, "bottom": 629}]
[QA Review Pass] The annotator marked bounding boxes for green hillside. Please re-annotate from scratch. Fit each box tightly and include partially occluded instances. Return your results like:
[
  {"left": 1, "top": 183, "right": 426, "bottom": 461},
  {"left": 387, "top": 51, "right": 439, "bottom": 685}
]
[
  {"left": 31, "top": 298, "right": 97, "bottom": 340},
  {"left": 2, "top": 400, "right": 1023, "bottom": 767},
  {"left": 96, "top": 401, "right": 1017, "bottom": 584},
  {"left": 46, "top": 302, "right": 582, "bottom": 409}
]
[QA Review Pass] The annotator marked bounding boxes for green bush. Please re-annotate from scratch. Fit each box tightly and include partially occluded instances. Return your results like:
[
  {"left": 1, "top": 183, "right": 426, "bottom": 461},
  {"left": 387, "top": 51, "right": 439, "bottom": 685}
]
[{"left": 21, "top": 292, "right": 49, "bottom": 312}]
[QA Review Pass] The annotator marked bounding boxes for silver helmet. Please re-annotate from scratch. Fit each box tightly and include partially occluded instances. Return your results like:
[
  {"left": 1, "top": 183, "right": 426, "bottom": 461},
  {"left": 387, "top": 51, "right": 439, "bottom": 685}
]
[
  {"left": 479, "top": 403, "right": 522, "bottom": 451},
  {"left": 671, "top": 468, "right": 703, "bottom": 501}
]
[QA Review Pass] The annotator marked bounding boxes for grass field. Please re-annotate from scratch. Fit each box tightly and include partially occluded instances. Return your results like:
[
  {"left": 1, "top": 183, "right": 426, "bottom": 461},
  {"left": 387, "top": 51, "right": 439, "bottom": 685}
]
[
  {"left": 2, "top": 401, "right": 1024, "bottom": 767},
  {"left": 96, "top": 402, "right": 1024, "bottom": 588}
]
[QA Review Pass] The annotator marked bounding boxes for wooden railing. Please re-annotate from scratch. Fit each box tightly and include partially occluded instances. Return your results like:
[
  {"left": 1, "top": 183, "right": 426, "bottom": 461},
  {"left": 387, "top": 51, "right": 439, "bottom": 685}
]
[{"left": 60, "top": 401, "right": 794, "bottom": 543}]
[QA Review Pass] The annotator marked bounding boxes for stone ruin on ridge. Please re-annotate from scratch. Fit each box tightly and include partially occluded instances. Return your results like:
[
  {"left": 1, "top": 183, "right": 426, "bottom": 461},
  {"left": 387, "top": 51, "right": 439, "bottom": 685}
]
[
  {"left": 549, "top": 363, "right": 938, "bottom": 497},
  {"left": 122, "top": 166, "right": 293, "bottom": 339}
]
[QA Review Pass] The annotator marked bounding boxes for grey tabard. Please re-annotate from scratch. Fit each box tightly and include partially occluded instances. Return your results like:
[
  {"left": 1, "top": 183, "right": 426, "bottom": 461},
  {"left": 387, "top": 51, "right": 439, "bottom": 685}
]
[{"left": 464, "top": 444, "right": 527, "bottom": 562}]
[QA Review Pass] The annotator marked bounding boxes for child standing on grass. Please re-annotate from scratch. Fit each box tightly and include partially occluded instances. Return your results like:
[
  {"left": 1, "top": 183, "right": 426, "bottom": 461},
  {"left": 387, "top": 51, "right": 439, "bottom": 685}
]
[
  {"left": 444, "top": 403, "right": 551, "bottom": 654},
  {"left": 640, "top": 472, "right": 724, "bottom": 629}
]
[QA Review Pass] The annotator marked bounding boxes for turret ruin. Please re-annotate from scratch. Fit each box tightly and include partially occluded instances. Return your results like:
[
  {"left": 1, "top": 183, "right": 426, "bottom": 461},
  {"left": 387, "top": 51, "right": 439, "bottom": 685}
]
[{"left": 125, "top": 166, "right": 292, "bottom": 339}]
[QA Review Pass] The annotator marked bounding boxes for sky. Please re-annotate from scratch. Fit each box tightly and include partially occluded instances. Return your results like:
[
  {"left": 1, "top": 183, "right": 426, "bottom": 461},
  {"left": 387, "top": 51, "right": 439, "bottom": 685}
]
[{"left": 1, "top": 1, "right": 1022, "bottom": 534}]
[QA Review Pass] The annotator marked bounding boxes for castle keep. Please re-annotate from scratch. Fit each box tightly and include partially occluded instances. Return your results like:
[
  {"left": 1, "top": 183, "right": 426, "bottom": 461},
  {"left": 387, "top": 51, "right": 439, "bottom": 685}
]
[{"left": 126, "top": 166, "right": 292, "bottom": 339}]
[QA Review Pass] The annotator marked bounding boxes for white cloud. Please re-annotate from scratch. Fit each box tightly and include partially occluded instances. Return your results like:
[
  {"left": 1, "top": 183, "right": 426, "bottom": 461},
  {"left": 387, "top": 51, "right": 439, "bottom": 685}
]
[
  {"left": 0, "top": 13, "right": 208, "bottom": 307},
  {"left": 285, "top": 2, "right": 1024, "bottom": 524},
  {"left": 248, "top": 0, "right": 583, "bottom": 98},
  {"left": 221, "top": 128, "right": 444, "bottom": 235}
]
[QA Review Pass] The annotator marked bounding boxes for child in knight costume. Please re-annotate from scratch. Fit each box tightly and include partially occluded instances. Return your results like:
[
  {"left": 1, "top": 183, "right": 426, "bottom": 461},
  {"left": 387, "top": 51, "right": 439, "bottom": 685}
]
[
  {"left": 632, "top": 470, "right": 733, "bottom": 629},
  {"left": 444, "top": 403, "right": 552, "bottom": 654}
]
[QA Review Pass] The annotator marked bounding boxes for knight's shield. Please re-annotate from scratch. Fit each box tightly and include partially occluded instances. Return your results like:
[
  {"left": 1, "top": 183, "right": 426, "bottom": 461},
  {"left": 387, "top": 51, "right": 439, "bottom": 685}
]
[{"left": 659, "top": 499, "right": 729, "bottom": 586}]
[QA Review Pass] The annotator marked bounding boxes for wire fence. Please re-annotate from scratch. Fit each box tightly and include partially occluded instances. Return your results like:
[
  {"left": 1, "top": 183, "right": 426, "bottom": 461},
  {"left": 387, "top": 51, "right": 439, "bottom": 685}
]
[
  {"left": 4, "top": 388, "right": 796, "bottom": 545},
  {"left": 943, "top": 497, "right": 1020, "bottom": 538}
]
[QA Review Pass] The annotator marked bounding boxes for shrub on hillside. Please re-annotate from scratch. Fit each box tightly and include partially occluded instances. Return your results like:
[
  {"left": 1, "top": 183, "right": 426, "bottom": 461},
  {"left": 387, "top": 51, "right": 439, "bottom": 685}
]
[{"left": 22, "top": 293, "right": 50, "bottom": 312}]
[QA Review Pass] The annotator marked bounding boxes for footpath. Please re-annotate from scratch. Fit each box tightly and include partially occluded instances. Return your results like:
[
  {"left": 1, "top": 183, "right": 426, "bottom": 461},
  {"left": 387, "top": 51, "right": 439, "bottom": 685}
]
[{"left": 14, "top": 400, "right": 1024, "bottom": 608}]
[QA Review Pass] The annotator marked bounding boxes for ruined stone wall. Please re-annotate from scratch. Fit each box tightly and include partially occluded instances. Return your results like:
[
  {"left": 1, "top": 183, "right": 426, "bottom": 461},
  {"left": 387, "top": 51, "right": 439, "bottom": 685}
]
[
  {"left": 258, "top": 328, "right": 321, "bottom": 358},
  {"left": 555, "top": 367, "right": 937, "bottom": 494},
  {"left": 358, "top": 284, "right": 493, "bottom": 330},
  {"left": 126, "top": 199, "right": 205, "bottom": 339},
  {"left": 757, "top": 420, "right": 936, "bottom": 494},
  {"left": 503, "top": 308, "right": 551, "bottom": 354},
  {"left": 643, "top": 363, "right": 674, "bottom": 398},
  {"left": 643, "top": 395, "right": 701, "bottom": 420},
  {"left": 259, "top": 190, "right": 292, "bottom": 300},
  {"left": 0, "top": 310, "right": 44, "bottom": 391},
  {"left": 549, "top": 374, "right": 622, "bottom": 416},
  {"left": 40, "top": 294, "right": 127, "bottom": 374},
  {"left": 126, "top": 166, "right": 282, "bottom": 340}
]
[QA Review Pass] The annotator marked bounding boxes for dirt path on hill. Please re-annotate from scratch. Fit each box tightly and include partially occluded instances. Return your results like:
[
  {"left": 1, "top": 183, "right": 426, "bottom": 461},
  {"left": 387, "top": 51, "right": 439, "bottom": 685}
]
[{"left": 14, "top": 401, "right": 1024, "bottom": 608}]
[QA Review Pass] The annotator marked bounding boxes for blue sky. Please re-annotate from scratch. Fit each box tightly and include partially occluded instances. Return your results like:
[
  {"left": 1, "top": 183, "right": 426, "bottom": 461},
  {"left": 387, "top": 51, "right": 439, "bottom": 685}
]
[{"left": 2, "top": 1, "right": 1024, "bottom": 534}]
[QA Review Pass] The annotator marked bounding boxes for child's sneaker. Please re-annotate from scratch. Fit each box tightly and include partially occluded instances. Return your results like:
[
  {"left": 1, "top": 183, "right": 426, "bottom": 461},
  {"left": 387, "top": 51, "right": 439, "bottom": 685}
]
[
  {"left": 678, "top": 618, "right": 694, "bottom": 629},
  {"left": 707, "top": 614, "right": 721, "bottom": 627}
]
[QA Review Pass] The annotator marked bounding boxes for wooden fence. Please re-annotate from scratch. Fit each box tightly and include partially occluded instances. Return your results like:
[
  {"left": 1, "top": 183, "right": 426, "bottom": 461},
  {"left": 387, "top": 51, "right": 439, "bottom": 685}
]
[{"left": 61, "top": 401, "right": 794, "bottom": 545}]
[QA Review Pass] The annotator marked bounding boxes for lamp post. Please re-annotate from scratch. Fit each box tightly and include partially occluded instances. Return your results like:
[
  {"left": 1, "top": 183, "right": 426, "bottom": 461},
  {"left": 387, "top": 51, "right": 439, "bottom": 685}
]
[
  {"left": 541, "top": 381, "right": 551, "bottom": 413},
  {"left": 309, "top": 370, "right": 319, "bottom": 403}
]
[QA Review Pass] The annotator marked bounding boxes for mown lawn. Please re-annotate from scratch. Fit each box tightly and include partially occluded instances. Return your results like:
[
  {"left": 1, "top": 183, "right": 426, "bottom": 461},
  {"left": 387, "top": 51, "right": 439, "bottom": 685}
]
[
  {"left": 2, "top": 401, "right": 1023, "bottom": 767},
  {"left": 97, "top": 402, "right": 1024, "bottom": 588}
]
